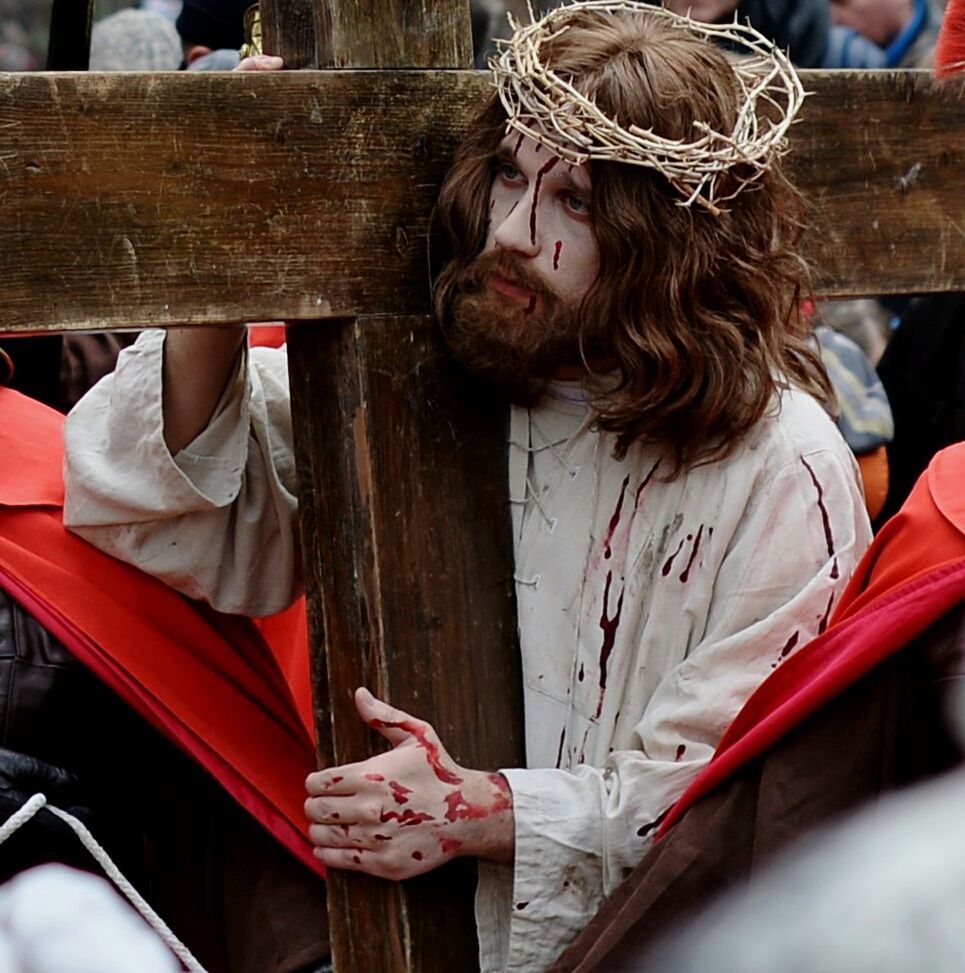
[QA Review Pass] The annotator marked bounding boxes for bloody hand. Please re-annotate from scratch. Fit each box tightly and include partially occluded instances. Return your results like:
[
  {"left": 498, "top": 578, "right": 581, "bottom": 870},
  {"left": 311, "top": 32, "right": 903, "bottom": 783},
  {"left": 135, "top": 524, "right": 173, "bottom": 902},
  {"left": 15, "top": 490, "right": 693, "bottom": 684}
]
[{"left": 304, "top": 688, "right": 514, "bottom": 879}]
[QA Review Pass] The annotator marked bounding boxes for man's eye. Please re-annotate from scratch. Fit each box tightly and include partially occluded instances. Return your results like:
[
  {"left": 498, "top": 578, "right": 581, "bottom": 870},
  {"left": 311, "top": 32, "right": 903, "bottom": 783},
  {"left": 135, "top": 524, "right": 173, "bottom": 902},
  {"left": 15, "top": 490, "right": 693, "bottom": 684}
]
[
  {"left": 497, "top": 162, "right": 523, "bottom": 183},
  {"left": 564, "top": 193, "right": 588, "bottom": 215}
]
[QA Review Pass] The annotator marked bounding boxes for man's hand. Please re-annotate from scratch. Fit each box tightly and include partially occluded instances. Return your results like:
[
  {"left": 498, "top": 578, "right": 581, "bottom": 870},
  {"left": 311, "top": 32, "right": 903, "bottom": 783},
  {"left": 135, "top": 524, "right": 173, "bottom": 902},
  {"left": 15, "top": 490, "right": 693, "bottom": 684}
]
[
  {"left": 235, "top": 54, "right": 284, "bottom": 72},
  {"left": 304, "top": 688, "right": 515, "bottom": 879}
]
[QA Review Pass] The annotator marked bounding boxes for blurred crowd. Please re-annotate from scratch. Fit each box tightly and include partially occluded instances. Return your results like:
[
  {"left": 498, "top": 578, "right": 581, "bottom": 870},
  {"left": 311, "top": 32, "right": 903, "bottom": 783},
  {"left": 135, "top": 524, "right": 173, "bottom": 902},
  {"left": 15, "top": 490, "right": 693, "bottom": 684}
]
[{"left": 0, "top": 0, "right": 951, "bottom": 70}]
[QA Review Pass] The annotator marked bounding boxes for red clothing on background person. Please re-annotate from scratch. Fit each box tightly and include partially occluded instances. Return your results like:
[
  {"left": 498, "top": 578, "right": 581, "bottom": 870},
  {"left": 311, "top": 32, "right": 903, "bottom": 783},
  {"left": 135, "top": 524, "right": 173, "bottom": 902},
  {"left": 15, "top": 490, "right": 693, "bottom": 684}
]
[{"left": 0, "top": 385, "right": 319, "bottom": 874}]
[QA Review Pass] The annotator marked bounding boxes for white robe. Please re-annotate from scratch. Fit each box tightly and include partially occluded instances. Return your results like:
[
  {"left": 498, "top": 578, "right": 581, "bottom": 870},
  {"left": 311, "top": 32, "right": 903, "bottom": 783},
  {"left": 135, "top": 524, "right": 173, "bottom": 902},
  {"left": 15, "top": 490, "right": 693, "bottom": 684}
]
[{"left": 64, "top": 330, "right": 872, "bottom": 971}]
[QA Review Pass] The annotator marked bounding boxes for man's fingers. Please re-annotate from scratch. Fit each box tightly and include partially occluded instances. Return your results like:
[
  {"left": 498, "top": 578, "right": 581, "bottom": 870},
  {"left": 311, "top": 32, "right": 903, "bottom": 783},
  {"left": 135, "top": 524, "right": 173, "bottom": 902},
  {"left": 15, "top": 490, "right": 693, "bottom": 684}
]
[
  {"left": 355, "top": 687, "right": 423, "bottom": 746},
  {"left": 304, "top": 796, "right": 359, "bottom": 824},
  {"left": 314, "top": 846, "right": 375, "bottom": 873},
  {"left": 234, "top": 54, "right": 284, "bottom": 72},
  {"left": 305, "top": 770, "right": 358, "bottom": 797},
  {"left": 309, "top": 823, "right": 369, "bottom": 848}
]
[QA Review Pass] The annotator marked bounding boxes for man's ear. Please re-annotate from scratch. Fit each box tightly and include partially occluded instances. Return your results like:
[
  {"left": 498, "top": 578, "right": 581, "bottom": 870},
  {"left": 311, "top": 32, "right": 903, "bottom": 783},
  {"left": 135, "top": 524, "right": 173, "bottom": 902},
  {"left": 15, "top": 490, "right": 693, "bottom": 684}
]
[{"left": 185, "top": 44, "right": 213, "bottom": 66}]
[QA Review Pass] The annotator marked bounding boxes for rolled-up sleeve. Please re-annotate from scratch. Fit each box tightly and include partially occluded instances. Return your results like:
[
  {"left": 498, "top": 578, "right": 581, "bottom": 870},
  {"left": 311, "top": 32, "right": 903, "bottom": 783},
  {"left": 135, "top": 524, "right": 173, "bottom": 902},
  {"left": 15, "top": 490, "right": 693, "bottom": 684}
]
[{"left": 64, "top": 329, "right": 300, "bottom": 616}]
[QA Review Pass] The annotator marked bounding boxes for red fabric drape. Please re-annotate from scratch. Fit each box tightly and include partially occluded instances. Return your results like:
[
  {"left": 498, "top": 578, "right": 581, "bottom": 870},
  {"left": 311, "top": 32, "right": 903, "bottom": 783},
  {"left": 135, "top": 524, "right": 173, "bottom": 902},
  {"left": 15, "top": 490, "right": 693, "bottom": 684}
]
[{"left": 0, "top": 388, "right": 321, "bottom": 875}]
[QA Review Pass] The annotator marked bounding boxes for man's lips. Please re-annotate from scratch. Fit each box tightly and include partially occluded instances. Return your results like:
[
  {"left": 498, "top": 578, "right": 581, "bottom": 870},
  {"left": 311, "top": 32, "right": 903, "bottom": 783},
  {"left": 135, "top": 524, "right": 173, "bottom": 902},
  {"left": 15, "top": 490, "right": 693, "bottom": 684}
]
[{"left": 488, "top": 273, "right": 538, "bottom": 308}]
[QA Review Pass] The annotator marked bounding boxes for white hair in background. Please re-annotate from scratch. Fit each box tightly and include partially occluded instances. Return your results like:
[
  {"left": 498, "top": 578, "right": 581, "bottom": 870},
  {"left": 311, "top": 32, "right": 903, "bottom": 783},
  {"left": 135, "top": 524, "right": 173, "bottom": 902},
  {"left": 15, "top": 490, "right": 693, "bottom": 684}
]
[
  {"left": 90, "top": 9, "right": 183, "bottom": 72},
  {"left": 644, "top": 703, "right": 965, "bottom": 973},
  {"left": 0, "top": 865, "right": 179, "bottom": 972}
]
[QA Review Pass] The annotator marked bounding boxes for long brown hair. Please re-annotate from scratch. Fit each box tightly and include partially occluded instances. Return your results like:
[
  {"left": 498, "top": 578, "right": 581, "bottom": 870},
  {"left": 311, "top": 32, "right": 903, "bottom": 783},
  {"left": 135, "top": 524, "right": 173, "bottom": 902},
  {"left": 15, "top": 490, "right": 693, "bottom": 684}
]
[{"left": 433, "top": 9, "right": 833, "bottom": 473}]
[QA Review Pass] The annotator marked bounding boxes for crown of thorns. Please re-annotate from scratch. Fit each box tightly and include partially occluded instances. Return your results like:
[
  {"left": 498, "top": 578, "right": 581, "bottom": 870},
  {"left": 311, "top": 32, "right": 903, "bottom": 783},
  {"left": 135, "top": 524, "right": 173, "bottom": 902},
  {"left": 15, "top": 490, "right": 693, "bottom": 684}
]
[{"left": 490, "top": 1, "right": 806, "bottom": 214}]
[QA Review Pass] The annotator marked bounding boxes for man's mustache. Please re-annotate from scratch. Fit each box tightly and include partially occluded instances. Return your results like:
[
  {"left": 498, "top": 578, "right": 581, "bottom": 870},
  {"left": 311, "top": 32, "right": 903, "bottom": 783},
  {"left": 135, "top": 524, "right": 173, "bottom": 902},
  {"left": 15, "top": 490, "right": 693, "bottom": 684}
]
[{"left": 459, "top": 250, "right": 558, "bottom": 305}]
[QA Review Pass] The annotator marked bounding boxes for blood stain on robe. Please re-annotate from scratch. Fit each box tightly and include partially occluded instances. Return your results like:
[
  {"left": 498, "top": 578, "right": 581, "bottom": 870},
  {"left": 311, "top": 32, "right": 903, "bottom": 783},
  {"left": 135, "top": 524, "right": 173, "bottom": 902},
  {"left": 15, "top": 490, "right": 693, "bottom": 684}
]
[
  {"left": 577, "top": 725, "right": 592, "bottom": 764},
  {"left": 553, "top": 240, "right": 563, "bottom": 270},
  {"left": 555, "top": 726, "right": 567, "bottom": 768},
  {"left": 780, "top": 631, "right": 800, "bottom": 658},
  {"left": 374, "top": 834, "right": 392, "bottom": 842},
  {"left": 661, "top": 537, "right": 687, "bottom": 577},
  {"left": 596, "top": 571, "right": 625, "bottom": 717},
  {"left": 675, "top": 744, "right": 686, "bottom": 762},
  {"left": 603, "top": 476, "right": 631, "bottom": 560},
  {"left": 800, "top": 457, "right": 836, "bottom": 565},
  {"left": 634, "top": 460, "right": 662, "bottom": 510},
  {"left": 679, "top": 524, "right": 704, "bottom": 583},
  {"left": 411, "top": 851, "right": 423, "bottom": 861},
  {"left": 818, "top": 591, "right": 835, "bottom": 634},
  {"left": 364, "top": 773, "right": 385, "bottom": 782},
  {"left": 352, "top": 855, "right": 361, "bottom": 864},
  {"left": 388, "top": 780, "right": 413, "bottom": 805},
  {"left": 529, "top": 156, "right": 559, "bottom": 245},
  {"left": 637, "top": 807, "right": 671, "bottom": 838},
  {"left": 515, "top": 901, "right": 529, "bottom": 911}
]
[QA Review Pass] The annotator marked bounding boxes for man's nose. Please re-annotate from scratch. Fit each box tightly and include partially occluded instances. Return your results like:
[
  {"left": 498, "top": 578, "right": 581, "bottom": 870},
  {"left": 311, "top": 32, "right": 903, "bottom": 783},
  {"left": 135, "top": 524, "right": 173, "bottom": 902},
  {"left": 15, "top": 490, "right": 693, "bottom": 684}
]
[{"left": 493, "top": 194, "right": 541, "bottom": 258}]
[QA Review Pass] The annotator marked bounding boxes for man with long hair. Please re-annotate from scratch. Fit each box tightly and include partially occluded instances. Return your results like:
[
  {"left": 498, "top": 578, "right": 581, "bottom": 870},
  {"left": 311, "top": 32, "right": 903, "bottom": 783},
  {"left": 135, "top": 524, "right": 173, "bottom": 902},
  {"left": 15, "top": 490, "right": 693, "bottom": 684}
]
[{"left": 64, "top": 5, "right": 871, "bottom": 968}]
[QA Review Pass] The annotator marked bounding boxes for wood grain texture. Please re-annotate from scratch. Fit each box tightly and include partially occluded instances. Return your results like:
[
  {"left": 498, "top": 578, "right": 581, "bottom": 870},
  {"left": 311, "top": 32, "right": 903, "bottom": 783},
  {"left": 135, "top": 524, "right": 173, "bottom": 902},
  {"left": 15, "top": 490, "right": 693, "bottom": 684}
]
[
  {"left": 287, "top": 316, "right": 522, "bottom": 972},
  {"left": 1, "top": 70, "right": 961, "bottom": 334}
]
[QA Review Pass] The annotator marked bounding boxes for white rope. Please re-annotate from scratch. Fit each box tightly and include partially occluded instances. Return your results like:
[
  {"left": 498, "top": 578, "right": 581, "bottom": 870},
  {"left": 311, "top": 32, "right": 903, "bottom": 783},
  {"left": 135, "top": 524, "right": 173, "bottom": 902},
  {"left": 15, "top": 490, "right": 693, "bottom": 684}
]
[{"left": 0, "top": 793, "right": 207, "bottom": 973}]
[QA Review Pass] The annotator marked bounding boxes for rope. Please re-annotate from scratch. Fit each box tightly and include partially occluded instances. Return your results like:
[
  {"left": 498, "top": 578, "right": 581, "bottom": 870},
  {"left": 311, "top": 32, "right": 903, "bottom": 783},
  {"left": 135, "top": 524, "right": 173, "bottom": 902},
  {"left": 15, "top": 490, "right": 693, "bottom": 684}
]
[{"left": 0, "top": 793, "right": 207, "bottom": 973}]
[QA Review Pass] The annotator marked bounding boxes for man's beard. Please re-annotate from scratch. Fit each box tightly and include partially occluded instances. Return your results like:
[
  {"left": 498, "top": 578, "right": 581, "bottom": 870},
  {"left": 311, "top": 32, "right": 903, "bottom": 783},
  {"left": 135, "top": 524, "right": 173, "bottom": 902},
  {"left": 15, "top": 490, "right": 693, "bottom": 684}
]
[{"left": 442, "top": 250, "right": 590, "bottom": 394}]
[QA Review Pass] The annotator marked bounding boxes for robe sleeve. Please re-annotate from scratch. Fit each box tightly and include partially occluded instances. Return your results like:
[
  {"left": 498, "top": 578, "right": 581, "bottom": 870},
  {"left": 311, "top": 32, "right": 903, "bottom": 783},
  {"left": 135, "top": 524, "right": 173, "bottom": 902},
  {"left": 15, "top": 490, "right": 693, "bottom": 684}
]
[
  {"left": 63, "top": 329, "right": 300, "bottom": 617},
  {"left": 493, "top": 446, "right": 872, "bottom": 971}
]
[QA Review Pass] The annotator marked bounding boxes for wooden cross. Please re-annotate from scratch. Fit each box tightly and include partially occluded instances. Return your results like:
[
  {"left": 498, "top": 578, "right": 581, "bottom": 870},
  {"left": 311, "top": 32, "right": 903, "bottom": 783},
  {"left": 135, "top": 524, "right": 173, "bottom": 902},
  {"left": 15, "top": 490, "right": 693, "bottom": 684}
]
[{"left": 2, "top": 0, "right": 963, "bottom": 969}]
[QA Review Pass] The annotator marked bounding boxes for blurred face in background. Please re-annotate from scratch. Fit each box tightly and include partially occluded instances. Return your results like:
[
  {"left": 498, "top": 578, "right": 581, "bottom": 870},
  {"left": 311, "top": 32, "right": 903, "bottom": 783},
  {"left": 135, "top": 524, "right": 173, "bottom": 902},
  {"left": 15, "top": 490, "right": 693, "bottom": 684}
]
[
  {"left": 830, "top": 0, "right": 912, "bottom": 46},
  {"left": 662, "top": 0, "right": 740, "bottom": 22}
]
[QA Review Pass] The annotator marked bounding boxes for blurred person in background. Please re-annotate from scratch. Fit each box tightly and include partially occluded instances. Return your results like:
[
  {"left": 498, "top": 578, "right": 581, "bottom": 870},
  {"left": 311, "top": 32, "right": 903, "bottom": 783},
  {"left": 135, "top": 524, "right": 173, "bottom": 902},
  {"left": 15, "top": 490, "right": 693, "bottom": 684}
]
[
  {"left": 90, "top": 7, "right": 182, "bottom": 71},
  {"left": 830, "top": 0, "right": 944, "bottom": 67},
  {"left": 662, "top": 0, "right": 833, "bottom": 67}
]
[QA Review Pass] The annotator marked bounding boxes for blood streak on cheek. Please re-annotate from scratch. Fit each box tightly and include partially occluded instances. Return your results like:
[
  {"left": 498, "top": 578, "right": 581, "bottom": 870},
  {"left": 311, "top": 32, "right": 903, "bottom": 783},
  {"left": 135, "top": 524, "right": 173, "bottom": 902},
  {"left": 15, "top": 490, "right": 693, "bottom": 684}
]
[
  {"left": 369, "top": 719, "right": 463, "bottom": 785},
  {"left": 411, "top": 851, "right": 424, "bottom": 861},
  {"left": 364, "top": 774, "right": 385, "bottom": 782},
  {"left": 529, "top": 156, "right": 559, "bottom": 246},
  {"left": 388, "top": 780, "right": 412, "bottom": 805},
  {"left": 553, "top": 240, "right": 563, "bottom": 270}
]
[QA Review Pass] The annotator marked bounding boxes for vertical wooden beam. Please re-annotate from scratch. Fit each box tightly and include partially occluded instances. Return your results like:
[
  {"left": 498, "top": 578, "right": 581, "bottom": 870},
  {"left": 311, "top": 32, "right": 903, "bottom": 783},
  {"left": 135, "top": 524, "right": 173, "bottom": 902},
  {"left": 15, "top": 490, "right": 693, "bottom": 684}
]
[{"left": 265, "top": 1, "right": 524, "bottom": 971}]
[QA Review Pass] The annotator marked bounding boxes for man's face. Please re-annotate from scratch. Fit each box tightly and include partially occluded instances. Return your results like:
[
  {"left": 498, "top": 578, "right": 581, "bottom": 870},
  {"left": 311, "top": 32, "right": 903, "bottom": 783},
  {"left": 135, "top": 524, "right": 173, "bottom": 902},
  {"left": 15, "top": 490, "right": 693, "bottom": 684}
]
[
  {"left": 445, "top": 135, "right": 601, "bottom": 385},
  {"left": 484, "top": 134, "right": 599, "bottom": 308}
]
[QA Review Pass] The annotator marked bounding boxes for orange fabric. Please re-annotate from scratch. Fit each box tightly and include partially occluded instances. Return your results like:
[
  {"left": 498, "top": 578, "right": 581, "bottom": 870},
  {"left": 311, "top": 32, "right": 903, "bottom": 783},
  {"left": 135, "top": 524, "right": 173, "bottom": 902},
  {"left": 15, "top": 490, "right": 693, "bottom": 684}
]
[
  {"left": 856, "top": 446, "right": 889, "bottom": 522},
  {"left": 832, "top": 443, "right": 965, "bottom": 623},
  {"left": 0, "top": 388, "right": 322, "bottom": 875}
]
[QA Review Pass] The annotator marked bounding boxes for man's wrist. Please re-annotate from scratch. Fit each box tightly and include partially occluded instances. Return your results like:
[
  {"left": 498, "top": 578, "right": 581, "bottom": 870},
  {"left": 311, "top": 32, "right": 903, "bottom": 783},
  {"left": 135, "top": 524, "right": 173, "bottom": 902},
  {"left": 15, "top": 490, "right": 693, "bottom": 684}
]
[{"left": 456, "top": 769, "right": 515, "bottom": 864}]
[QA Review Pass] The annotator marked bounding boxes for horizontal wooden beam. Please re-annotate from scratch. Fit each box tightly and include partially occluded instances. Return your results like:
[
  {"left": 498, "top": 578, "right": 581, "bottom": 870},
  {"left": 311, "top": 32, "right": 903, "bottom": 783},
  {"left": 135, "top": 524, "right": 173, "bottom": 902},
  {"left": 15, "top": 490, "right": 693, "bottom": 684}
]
[{"left": 1, "top": 69, "right": 962, "bottom": 333}]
